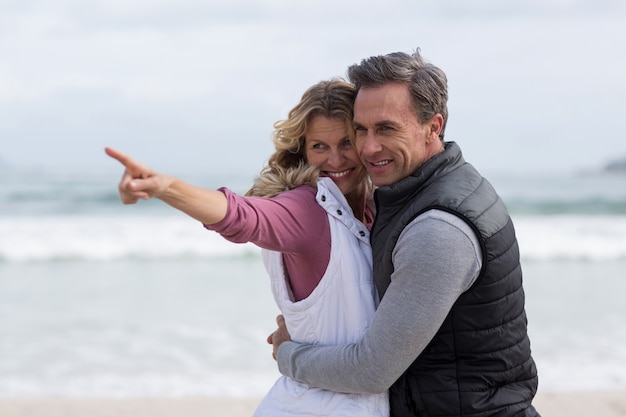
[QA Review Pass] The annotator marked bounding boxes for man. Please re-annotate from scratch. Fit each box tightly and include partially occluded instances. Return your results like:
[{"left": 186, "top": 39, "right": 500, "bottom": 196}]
[{"left": 270, "top": 48, "right": 540, "bottom": 416}]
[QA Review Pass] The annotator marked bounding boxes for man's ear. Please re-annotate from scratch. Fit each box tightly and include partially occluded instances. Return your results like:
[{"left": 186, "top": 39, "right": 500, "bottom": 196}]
[{"left": 427, "top": 114, "right": 444, "bottom": 142}]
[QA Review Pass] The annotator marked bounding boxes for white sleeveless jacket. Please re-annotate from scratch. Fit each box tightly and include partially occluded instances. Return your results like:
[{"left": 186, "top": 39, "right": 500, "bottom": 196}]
[{"left": 252, "top": 178, "right": 389, "bottom": 417}]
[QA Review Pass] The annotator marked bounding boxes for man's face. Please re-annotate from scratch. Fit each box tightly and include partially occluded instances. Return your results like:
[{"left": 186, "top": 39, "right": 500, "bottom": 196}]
[{"left": 352, "top": 82, "right": 443, "bottom": 187}]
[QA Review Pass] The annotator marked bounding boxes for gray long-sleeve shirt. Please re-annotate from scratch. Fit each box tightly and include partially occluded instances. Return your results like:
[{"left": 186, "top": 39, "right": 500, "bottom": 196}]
[{"left": 277, "top": 209, "right": 483, "bottom": 394}]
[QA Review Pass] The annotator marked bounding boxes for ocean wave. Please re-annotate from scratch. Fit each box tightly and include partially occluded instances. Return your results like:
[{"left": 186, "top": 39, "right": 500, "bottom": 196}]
[
  {"left": 3, "top": 169, "right": 626, "bottom": 217},
  {"left": 1, "top": 214, "right": 626, "bottom": 263},
  {"left": 0, "top": 216, "right": 260, "bottom": 263},
  {"left": 514, "top": 215, "right": 626, "bottom": 261},
  {"left": 0, "top": 167, "right": 252, "bottom": 216},
  {"left": 505, "top": 198, "right": 626, "bottom": 215}
]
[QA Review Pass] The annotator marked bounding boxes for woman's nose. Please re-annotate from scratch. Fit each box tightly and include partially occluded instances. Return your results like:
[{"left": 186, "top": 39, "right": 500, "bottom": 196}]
[{"left": 327, "top": 149, "right": 346, "bottom": 168}]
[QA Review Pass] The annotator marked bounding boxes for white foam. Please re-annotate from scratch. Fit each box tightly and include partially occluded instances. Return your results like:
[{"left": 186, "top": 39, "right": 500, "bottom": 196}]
[
  {"left": 0, "top": 215, "right": 260, "bottom": 262},
  {"left": 2, "top": 214, "right": 625, "bottom": 262},
  {"left": 514, "top": 214, "right": 626, "bottom": 261}
]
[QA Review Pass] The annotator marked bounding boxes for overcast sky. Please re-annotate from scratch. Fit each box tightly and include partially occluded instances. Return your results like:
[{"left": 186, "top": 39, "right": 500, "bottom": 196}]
[{"left": 1, "top": 0, "right": 625, "bottom": 177}]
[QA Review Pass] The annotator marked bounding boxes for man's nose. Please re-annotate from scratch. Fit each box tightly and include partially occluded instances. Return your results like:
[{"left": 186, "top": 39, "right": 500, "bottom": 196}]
[{"left": 358, "top": 134, "right": 382, "bottom": 156}]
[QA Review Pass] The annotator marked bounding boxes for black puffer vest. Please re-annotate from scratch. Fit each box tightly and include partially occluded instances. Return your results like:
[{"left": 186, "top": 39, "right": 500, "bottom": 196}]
[{"left": 372, "top": 142, "right": 539, "bottom": 417}]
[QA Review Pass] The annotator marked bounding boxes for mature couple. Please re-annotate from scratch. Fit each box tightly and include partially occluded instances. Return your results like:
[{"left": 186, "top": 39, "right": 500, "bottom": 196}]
[{"left": 107, "top": 48, "right": 541, "bottom": 417}]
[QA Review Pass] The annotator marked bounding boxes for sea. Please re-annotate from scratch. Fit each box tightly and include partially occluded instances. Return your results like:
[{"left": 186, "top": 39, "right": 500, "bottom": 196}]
[{"left": 1, "top": 165, "right": 626, "bottom": 399}]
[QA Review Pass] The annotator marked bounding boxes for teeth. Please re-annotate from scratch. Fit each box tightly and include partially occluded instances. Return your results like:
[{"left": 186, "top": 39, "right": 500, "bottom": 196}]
[
  {"left": 373, "top": 160, "right": 391, "bottom": 167},
  {"left": 327, "top": 169, "right": 351, "bottom": 178}
]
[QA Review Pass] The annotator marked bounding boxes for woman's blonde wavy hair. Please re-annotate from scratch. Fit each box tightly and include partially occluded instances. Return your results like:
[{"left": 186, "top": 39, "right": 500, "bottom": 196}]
[{"left": 246, "top": 78, "right": 357, "bottom": 198}]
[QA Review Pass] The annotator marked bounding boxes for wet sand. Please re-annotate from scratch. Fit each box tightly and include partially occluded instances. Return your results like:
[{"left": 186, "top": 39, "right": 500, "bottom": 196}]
[{"left": 1, "top": 391, "right": 625, "bottom": 417}]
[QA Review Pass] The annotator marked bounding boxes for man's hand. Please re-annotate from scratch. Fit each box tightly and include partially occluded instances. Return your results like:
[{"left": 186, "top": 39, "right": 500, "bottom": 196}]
[{"left": 267, "top": 315, "right": 291, "bottom": 360}]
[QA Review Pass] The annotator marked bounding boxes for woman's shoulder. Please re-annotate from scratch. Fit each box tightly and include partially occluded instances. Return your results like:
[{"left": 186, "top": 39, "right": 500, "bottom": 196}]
[
  {"left": 262, "top": 185, "right": 327, "bottom": 218},
  {"left": 272, "top": 183, "right": 317, "bottom": 201}
]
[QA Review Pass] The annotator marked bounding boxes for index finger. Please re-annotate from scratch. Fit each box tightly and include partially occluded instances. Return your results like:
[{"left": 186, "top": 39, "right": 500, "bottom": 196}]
[{"left": 104, "top": 147, "right": 135, "bottom": 167}]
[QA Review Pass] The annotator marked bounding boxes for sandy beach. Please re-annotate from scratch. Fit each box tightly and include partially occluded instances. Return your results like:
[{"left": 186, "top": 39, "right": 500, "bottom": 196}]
[{"left": 0, "top": 391, "right": 625, "bottom": 417}]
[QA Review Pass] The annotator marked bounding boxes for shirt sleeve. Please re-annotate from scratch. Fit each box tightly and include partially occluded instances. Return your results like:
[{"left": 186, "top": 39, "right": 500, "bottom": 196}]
[
  {"left": 277, "top": 209, "right": 483, "bottom": 394},
  {"left": 204, "top": 186, "right": 329, "bottom": 253}
]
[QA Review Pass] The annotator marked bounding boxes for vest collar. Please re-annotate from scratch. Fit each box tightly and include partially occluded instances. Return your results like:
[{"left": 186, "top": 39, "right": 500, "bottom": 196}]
[{"left": 375, "top": 141, "right": 465, "bottom": 206}]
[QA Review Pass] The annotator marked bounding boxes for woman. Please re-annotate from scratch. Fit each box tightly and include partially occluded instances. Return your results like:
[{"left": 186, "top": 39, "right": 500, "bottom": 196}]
[{"left": 105, "top": 79, "right": 388, "bottom": 416}]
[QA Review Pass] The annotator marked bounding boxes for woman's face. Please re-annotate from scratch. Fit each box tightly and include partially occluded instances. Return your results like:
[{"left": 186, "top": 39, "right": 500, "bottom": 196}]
[{"left": 304, "top": 115, "right": 367, "bottom": 197}]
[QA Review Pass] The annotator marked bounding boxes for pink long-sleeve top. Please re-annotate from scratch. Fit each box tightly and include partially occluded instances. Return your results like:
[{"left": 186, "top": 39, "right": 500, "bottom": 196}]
[{"left": 204, "top": 185, "right": 331, "bottom": 301}]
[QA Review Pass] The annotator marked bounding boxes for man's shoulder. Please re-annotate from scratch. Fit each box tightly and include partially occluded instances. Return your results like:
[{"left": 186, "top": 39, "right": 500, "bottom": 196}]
[{"left": 401, "top": 209, "right": 480, "bottom": 246}]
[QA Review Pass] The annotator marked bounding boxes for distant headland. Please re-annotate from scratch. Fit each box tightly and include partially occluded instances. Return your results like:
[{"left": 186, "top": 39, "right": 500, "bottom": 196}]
[{"left": 604, "top": 156, "right": 626, "bottom": 173}]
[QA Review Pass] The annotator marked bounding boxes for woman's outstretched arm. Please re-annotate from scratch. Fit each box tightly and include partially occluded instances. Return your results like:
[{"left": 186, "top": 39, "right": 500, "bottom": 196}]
[{"left": 105, "top": 147, "right": 228, "bottom": 225}]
